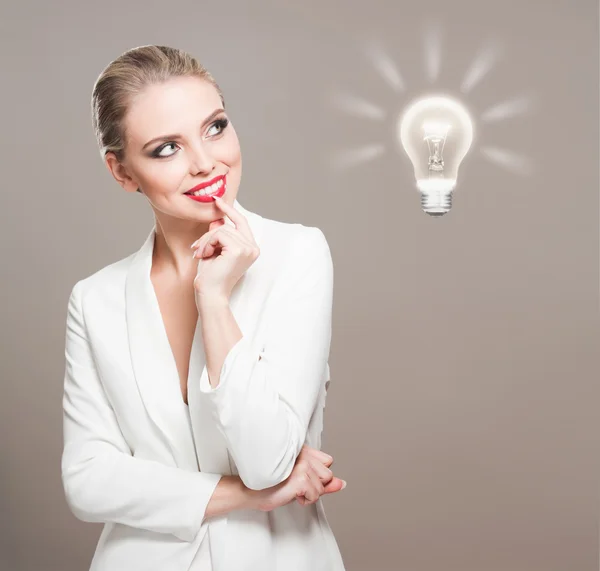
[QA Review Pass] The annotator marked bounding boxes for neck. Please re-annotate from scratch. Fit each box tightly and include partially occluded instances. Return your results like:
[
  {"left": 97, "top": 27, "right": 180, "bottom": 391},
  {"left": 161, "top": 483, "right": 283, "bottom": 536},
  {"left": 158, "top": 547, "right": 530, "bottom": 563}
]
[{"left": 152, "top": 220, "right": 211, "bottom": 280}]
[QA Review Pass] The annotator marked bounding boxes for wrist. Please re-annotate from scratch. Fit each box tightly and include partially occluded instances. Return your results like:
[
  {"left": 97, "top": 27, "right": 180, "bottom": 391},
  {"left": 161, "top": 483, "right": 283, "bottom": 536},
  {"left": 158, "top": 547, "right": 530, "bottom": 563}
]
[
  {"left": 195, "top": 290, "right": 230, "bottom": 309},
  {"left": 239, "top": 480, "right": 264, "bottom": 511}
]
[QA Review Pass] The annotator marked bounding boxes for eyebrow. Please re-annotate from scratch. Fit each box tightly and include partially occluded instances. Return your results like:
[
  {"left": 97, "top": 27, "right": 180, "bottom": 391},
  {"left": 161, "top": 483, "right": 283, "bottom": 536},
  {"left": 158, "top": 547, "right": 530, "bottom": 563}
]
[{"left": 141, "top": 108, "right": 226, "bottom": 151}]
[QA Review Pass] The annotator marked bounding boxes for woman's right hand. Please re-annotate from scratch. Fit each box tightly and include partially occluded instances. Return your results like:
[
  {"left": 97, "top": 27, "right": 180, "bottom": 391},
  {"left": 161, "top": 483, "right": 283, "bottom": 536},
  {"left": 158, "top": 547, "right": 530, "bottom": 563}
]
[{"left": 251, "top": 445, "right": 346, "bottom": 512}]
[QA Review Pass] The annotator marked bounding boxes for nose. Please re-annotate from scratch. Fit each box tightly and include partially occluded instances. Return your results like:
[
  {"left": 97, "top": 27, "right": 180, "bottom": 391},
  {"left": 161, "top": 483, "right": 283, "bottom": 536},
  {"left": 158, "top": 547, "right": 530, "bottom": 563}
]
[{"left": 189, "top": 142, "right": 215, "bottom": 175}]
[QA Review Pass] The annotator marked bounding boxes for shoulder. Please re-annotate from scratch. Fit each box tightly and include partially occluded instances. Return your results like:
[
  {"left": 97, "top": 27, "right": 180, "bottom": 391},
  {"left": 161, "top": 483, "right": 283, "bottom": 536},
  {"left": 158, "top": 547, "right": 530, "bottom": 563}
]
[
  {"left": 258, "top": 215, "right": 331, "bottom": 261},
  {"left": 68, "top": 251, "right": 135, "bottom": 307},
  {"left": 256, "top": 216, "right": 332, "bottom": 293}
]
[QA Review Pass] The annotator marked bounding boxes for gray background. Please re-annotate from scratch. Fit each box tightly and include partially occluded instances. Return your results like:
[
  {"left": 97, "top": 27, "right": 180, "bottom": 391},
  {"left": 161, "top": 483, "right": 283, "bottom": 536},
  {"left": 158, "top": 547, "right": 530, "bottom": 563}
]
[{"left": 1, "top": 0, "right": 599, "bottom": 570}]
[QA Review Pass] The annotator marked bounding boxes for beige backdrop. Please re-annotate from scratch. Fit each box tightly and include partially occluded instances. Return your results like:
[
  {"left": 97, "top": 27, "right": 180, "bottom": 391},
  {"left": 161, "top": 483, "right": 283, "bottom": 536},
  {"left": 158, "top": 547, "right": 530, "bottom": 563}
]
[{"left": 1, "top": 0, "right": 599, "bottom": 570}]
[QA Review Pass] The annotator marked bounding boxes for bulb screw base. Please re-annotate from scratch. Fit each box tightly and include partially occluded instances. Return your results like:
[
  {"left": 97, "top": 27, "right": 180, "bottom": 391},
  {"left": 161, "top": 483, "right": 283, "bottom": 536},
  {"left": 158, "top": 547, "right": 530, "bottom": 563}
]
[{"left": 421, "top": 191, "right": 453, "bottom": 217}]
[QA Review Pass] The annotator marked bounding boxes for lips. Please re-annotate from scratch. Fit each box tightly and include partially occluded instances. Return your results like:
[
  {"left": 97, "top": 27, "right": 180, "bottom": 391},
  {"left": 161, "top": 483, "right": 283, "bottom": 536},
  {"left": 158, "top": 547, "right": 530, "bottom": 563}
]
[
  {"left": 184, "top": 174, "right": 225, "bottom": 195},
  {"left": 184, "top": 175, "right": 227, "bottom": 203}
]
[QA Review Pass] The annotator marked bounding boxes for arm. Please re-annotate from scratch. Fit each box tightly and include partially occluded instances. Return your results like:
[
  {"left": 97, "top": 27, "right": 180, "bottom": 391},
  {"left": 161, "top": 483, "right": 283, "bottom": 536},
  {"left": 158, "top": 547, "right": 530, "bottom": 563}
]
[
  {"left": 204, "top": 475, "right": 256, "bottom": 519},
  {"left": 61, "top": 281, "right": 250, "bottom": 542},
  {"left": 197, "top": 227, "right": 333, "bottom": 491}
]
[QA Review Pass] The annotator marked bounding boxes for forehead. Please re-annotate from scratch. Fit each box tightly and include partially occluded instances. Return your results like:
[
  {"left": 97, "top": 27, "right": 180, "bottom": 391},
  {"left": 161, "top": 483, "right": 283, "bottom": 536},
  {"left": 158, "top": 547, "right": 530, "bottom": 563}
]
[{"left": 126, "top": 76, "right": 221, "bottom": 142}]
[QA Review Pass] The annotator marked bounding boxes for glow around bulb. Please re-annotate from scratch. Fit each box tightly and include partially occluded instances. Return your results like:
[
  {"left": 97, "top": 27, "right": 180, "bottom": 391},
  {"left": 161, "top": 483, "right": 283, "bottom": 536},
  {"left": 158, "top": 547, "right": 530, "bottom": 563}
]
[{"left": 399, "top": 95, "right": 474, "bottom": 216}]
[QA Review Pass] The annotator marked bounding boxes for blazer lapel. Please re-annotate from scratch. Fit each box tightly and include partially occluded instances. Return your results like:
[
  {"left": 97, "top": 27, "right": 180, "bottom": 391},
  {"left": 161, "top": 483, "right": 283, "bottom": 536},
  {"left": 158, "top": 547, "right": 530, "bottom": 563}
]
[
  {"left": 125, "top": 199, "right": 265, "bottom": 474},
  {"left": 125, "top": 223, "right": 199, "bottom": 469}
]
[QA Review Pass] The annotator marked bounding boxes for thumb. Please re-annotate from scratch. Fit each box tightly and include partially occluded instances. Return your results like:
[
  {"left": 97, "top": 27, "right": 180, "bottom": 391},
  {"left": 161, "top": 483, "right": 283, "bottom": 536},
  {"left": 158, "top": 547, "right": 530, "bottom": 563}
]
[{"left": 322, "top": 477, "right": 346, "bottom": 495}]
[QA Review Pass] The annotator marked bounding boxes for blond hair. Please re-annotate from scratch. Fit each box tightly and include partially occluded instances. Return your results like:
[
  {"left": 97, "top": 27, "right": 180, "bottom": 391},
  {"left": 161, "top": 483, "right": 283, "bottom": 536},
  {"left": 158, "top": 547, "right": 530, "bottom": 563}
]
[{"left": 91, "top": 45, "right": 225, "bottom": 192}]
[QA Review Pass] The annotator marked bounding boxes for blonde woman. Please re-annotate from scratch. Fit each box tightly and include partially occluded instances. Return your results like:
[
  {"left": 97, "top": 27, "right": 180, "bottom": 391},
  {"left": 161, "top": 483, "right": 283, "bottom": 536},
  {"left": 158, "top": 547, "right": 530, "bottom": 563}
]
[{"left": 61, "top": 45, "right": 347, "bottom": 570}]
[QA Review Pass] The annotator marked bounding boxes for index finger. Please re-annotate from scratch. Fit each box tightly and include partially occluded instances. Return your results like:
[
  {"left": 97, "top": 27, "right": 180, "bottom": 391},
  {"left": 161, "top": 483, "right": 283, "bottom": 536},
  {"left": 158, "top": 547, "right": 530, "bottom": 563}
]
[{"left": 213, "top": 196, "right": 253, "bottom": 240}]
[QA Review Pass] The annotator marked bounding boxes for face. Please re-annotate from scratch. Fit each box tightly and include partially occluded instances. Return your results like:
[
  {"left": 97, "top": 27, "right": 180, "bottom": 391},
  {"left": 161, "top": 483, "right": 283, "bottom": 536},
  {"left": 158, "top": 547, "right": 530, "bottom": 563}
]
[{"left": 106, "top": 76, "right": 241, "bottom": 224}]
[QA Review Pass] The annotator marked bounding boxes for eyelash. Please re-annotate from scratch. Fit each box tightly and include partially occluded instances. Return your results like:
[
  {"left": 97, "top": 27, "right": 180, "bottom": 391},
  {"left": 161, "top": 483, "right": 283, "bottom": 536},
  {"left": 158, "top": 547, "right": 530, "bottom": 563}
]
[{"left": 151, "top": 118, "right": 230, "bottom": 158}]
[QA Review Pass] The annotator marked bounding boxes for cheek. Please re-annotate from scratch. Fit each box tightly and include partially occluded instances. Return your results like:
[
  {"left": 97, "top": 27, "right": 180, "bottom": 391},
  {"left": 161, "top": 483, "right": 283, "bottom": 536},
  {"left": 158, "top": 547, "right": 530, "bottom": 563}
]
[
  {"left": 142, "top": 162, "right": 181, "bottom": 189},
  {"left": 221, "top": 131, "right": 241, "bottom": 165}
]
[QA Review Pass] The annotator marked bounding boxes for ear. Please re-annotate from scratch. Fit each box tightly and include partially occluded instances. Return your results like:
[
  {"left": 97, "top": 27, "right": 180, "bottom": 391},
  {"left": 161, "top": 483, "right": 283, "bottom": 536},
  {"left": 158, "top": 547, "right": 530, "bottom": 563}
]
[{"left": 105, "top": 152, "right": 139, "bottom": 194}]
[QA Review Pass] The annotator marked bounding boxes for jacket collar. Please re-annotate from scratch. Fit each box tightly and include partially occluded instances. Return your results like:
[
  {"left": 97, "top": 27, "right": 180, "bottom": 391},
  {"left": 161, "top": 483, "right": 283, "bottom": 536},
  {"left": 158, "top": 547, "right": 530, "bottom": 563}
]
[{"left": 124, "top": 199, "right": 265, "bottom": 468}]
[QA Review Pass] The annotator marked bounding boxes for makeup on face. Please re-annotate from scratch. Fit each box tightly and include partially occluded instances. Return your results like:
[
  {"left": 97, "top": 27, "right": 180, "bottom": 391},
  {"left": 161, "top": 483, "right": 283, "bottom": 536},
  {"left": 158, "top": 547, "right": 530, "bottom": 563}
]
[
  {"left": 184, "top": 174, "right": 226, "bottom": 203},
  {"left": 143, "top": 111, "right": 228, "bottom": 154}
]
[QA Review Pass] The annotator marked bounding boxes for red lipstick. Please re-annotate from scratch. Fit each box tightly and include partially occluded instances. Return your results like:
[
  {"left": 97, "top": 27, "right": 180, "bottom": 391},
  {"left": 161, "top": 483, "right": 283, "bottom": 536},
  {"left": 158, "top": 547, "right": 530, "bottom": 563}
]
[{"left": 184, "top": 174, "right": 226, "bottom": 203}]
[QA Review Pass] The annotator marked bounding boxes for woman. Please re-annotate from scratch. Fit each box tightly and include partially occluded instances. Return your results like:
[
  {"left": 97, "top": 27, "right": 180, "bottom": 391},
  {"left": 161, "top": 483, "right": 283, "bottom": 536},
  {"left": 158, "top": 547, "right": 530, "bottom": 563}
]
[{"left": 61, "top": 45, "right": 347, "bottom": 571}]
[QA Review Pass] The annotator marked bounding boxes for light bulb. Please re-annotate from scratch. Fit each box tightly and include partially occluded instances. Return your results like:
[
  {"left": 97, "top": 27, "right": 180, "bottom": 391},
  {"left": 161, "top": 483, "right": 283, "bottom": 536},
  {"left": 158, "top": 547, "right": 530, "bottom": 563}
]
[{"left": 398, "top": 95, "right": 474, "bottom": 217}]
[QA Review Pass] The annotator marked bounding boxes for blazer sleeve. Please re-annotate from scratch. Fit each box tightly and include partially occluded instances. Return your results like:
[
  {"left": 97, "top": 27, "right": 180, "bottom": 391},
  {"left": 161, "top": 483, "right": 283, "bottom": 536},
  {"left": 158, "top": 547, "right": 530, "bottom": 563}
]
[
  {"left": 61, "top": 280, "right": 222, "bottom": 543},
  {"left": 198, "top": 226, "right": 333, "bottom": 490}
]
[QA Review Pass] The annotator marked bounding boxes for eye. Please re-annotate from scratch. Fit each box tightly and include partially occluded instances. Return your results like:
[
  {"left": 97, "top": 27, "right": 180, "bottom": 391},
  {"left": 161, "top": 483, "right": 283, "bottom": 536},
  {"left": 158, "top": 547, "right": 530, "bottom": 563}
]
[
  {"left": 153, "top": 142, "right": 178, "bottom": 158},
  {"left": 151, "top": 118, "right": 229, "bottom": 159},
  {"left": 207, "top": 117, "right": 229, "bottom": 137}
]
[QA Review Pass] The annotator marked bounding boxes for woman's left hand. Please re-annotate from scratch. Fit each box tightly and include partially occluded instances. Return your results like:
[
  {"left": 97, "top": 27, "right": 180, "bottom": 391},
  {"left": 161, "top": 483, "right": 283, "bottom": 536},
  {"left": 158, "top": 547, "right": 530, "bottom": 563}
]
[{"left": 191, "top": 196, "right": 260, "bottom": 301}]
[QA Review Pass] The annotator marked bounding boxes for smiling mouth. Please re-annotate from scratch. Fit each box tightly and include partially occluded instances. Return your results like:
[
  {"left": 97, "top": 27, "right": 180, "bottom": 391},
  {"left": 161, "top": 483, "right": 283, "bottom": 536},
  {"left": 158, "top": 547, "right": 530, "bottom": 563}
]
[{"left": 185, "top": 177, "right": 225, "bottom": 197}]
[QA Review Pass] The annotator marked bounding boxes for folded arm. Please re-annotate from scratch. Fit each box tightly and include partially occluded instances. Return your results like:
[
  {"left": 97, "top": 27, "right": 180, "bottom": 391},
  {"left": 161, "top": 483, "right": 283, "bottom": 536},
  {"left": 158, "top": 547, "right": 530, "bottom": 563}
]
[{"left": 197, "top": 227, "right": 334, "bottom": 491}]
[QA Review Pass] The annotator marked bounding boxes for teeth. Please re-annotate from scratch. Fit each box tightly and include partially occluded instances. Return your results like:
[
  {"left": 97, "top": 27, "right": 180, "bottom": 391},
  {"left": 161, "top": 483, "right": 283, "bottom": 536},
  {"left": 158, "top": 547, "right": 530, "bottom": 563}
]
[{"left": 190, "top": 179, "right": 224, "bottom": 196}]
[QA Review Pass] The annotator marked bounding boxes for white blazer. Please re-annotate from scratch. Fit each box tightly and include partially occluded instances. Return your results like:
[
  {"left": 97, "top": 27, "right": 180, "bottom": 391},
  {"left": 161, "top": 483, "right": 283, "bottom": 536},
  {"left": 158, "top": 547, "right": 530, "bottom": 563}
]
[{"left": 61, "top": 199, "right": 346, "bottom": 571}]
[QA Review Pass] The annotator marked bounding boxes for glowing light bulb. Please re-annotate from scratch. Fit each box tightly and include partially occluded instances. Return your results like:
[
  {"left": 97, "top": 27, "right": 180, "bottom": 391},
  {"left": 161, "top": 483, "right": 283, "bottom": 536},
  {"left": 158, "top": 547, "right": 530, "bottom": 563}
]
[{"left": 399, "top": 95, "right": 474, "bottom": 217}]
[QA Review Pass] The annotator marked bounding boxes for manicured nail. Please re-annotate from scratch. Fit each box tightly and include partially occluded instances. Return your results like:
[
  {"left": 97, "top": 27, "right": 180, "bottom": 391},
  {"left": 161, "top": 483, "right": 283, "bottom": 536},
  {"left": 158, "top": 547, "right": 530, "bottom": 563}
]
[
  {"left": 341, "top": 480, "right": 347, "bottom": 490},
  {"left": 190, "top": 240, "right": 198, "bottom": 249}
]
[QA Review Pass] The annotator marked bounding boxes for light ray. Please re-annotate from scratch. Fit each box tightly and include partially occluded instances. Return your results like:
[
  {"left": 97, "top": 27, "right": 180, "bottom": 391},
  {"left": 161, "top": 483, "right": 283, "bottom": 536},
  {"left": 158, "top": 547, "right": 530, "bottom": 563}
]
[
  {"left": 460, "top": 41, "right": 503, "bottom": 93},
  {"left": 362, "top": 38, "right": 405, "bottom": 92},
  {"left": 328, "top": 90, "right": 387, "bottom": 120},
  {"left": 424, "top": 23, "right": 442, "bottom": 83},
  {"left": 480, "top": 146, "right": 533, "bottom": 176},
  {"left": 329, "top": 145, "right": 386, "bottom": 171},
  {"left": 480, "top": 95, "right": 534, "bottom": 122}
]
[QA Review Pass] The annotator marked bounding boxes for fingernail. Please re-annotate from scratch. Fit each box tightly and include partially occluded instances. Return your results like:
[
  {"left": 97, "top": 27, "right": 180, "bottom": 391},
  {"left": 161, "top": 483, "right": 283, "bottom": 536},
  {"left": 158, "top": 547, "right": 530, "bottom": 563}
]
[
  {"left": 341, "top": 480, "right": 347, "bottom": 490},
  {"left": 190, "top": 240, "right": 198, "bottom": 248}
]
